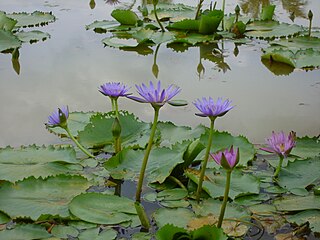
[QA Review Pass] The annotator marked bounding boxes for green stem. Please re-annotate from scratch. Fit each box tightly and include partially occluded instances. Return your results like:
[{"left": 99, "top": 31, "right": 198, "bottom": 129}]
[
  {"left": 308, "top": 18, "right": 312, "bottom": 37},
  {"left": 217, "top": 170, "right": 231, "bottom": 228},
  {"left": 196, "top": 118, "right": 215, "bottom": 202},
  {"left": 135, "top": 107, "right": 160, "bottom": 203},
  {"left": 222, "top": 0, "right": 225, "bottom": 30},
  {"left": 65, "top": 126, "right": 95, "bottom": 158},
  {"left": 153, "top": 3, "right": 165, "bottom": 32},
  {"left": 168, "top": 176, "right": 187, "bottom": 190},
  {"left": 274, "top": 155, "right": 284, "bottom": 178},
  {"left": 114, "top": 99, "right": 119, "bottom": 119},
  {"left": 111, "top": 98, "right": 116, "bottom": 112}
]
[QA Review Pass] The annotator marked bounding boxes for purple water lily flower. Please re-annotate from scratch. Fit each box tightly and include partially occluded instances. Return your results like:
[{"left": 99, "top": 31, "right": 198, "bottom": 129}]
[
  {"left": 261, "top": 131, "right": 296, "bottom": 157},
  {"left": 47, "top": 106, "right": 69, "bottom": 127},
  {"left": 98, "top": 82, "right": 131, "bottom": 99},
  {"left": 128, "top": 81, "right": 181, "bottom": 107},
  {"left": 210, "top": 146, "right": 239, "bottom": 170},
  {"left": 193, "top": 97, "right": 233, "bottom": 118}
]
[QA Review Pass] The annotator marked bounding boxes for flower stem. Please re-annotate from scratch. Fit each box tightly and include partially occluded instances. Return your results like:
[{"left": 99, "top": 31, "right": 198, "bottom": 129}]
[
  {"left": 195, "top": 0, "right": 204, "bottom": 20},
  {"left": 222, "top": 0, "right": 226, "bottom": 30},
  {"left": 196, "top": 119, "right": 215, "bottom": 202},
  {"left": 64, "top": 126, "right": 95, "bottom": 159},
  {"left": 153, "top": 2, "right": 165, "bottom": 32},
  {"left": 218, "top": 170, "right": 231, "bottom": 228},
  {"left": 274, "top": 155, "right": 284, "bottom": 178},
  {"left": 135, "top": 107, "right": 160, "bottom": 203},
  {"left": 168, "top": 176, "right": 187, "bottom": 190}
]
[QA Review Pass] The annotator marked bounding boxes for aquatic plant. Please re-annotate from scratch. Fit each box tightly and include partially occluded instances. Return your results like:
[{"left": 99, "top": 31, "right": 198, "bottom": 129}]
[
  {"left": 193, "top": 97, "right": 234, "bottom": 201},
  {"left": 210, "top": 146, "right": 239, "bottom": 228},
  {"left": 47, "top": 106, "right": 95, "bottom": 158},
  {"left": 261, "top": 131, "right": 296, "bottom": 178},
  {"left": 129, "top": 80, "right": 186, "bottom": 229}
]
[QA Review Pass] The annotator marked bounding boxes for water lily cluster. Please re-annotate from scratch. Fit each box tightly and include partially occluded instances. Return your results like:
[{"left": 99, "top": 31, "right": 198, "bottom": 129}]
[{"left": 47, "top": 80, "right": 297, "bottom": 231}]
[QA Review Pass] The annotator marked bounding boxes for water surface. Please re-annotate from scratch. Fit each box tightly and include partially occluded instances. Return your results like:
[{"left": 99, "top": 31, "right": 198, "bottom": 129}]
[{"left": 0, "top": 0, "right": 319, "bottom": 147}]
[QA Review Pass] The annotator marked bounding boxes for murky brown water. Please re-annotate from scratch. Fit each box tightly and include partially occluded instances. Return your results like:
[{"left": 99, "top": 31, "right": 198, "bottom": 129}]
[{"left": 0, "top": 0, "right": 319, "bottom": 147}]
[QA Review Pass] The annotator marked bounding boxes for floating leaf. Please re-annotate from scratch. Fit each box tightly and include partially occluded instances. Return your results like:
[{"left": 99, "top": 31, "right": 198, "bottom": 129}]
[
  {"left": 185, "top": 169, "right": 260, "bottom": 199},
  {"left": 200, "top": 130, "right": 255, "bottom": 166},
  {"left": 111, "top": 9, "right": 139, "bottom": 25},
  {"left": 278, "top": 157, "right": 320, "bottom": 191},
  {"left": 0, "top": 29, "right": 21, "bottom": 52},
  {"left": 291, "top": 136, "right": 320, "bottom": 159},
  {"left": 7, "top": 11, "right": 56, "bottom": 28},
  {"left": 287, "top": 210, "right": 320, "bottom": 234},
  {"left": 105, "top": 143, "right": 187, "bottom": 183},
  {"left": 0, "top": 12, "right": 17, "bottom": 31},
  {"left": 132, "top": 28, "right": 176, "bottom": 44},
  {"left": 102, "top": 36, "right": 139, "bottom": 48},
  {"left": 0, "top": 145, "right": 82, "bottom": 182},
  {"left": 270, "top": 36, "right": 320, "bottom": 51},
  {"left": 170, "top": 33, "right": 214, "bottom": 45},
  {"left": 0, "top": 211, "right": 10, "bottom": 224},
  {"left": 246, "top": 21, "right": 303, "bottom": 39},
  {"left": 78, "top": 112, "right": 150, "bottom": 149},
  {"left": 274, "top": 194, "right": 320, "bottom": 211},
  {"left": 0, "top": 175, "right": 91, "bottom": 220},
  {"left": 0, "top": 224, "right": 51, "bottom": 240},
  {"left": 69, "top": 192, "right": 138, "bottom": 226},
  {"left": 154, "top": 208, "right": 195, "bottom": 228},
  {"left": 51, "top": 225, "right": 79, "bottom": 238},
  {"left": 16, "top": 30, "right": 50, "bottom": 43},
  {"left": 167, "top": 19, "right": 200, "bottom": 32},
  {"left": 77, "top": 227, "right": 117, "bottom": 240},
  {"left": 86, "top": 20, "right": 120, "bottom": 32},
  {"left": 132, "top": 232, "right": 153, "bottom": 240}
]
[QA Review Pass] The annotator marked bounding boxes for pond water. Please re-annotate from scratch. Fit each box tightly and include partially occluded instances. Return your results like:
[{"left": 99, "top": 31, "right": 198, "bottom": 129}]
[{"left": 0, "top": 0, "right": 320, "bottom": 147}]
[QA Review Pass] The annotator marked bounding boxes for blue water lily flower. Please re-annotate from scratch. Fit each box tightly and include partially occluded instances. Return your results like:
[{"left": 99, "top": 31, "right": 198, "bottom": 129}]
[
  {"left": 98, "top": 82, "right": 131, "bottom": 99},
  {"left": 128, "top": 81, "right": 182, "bottom": 108},
  {"left": 47, "top": 106, "right": 69, "bottom": 128},
  {"left": 193, "top": 97, "right": 234, "bottom": 118}
]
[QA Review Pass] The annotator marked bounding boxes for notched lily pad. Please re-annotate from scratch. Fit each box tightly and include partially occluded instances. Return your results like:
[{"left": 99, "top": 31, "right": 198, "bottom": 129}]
[
  {"left": 7, "top": 11, "right": 56, "bottom": 28},
  {"left": 0, "top": 12, "right": 17, "bottom": 31},
  {"left": 16, "top": 30, "right": 50, "bottom": 43},
  {"left": 0, "top": 29, "right": 21, "bottom": 52},
  {"left": 102, "top": 36, "right": 140, "bottom": 48},
  {"left": 0, "top": 224, "right": 51, "bottom": 240}
]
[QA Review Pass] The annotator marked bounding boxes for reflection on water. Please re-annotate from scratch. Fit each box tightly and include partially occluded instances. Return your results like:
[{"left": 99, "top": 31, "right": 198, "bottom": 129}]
[
  {"left": 0, "top": 0, "right": 319, "bottom": 147},
  {"left": 240, "top": 0, "right": 307, "bottom": 19}
]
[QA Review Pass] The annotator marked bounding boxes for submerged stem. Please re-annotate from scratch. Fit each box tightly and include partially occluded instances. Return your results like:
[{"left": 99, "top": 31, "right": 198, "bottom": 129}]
[
  {"left": 65, "top": 126, "right": 95, "bottom": 158},
  {"left": 153, "top": 3, "right": 165, "bottom": 32},
  {"left": 196, "top": 118, "right": 215, "bottom": 202},
  {"left": 217, "top": 170, "right": 231, "bottom": 228}
]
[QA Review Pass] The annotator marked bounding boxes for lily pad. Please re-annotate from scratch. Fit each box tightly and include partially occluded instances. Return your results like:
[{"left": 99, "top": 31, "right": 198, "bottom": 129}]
[
  {"left": 132, "top": 28, "right": 176, "bottom": 44},
  {"left": 287, "top": 210, "right": 320, "bottom": 234},
  {"left": 154, "top": 207, "right": 195, "bottom": 228},
  {"left": 199, "top": 130, "right": 255, "bottom": 166},
  {"left": 277, "top": 157, "right": 320, "bottom": 191},
  {"left": 104, "top": 142, "right": 187, "bottom": 183},
  {"left": 291, "top": 136, "right": 320, "bottom": 159},
  {"left": 51, "top": 225, "right": 79, "bottom": 238},
  {"left": 111, "top": 9, "right": 139, "bottom": 26},
  {"left": 69, "top": 192, "right": 138, "bottom": 226},
  {"left": 78, "top": 112, "right": 150, "bottom": 149},
  {"left": 270, "top": 36, "right": 320, "bottom": 51},
  {"left": 185, "top": 168, "right": 260, "bottom": 199},
  {"left": 102, "top": 36, "right": 140, "bottom": 48},
  {"left": 7, "top": 11, "right": 56, "bottom": 28},
  {"left": 86, "top": 20, "right": 120, "bottom": 32},
  {"left": 274, "top": 194, "right": 320, "bottom": 211},
  {"left": 77, "top": 227, "right": 117, "bottom": 240},
  {"left": 0, "top": 175, "right": 91, "bottom": 220},
  {"left": 0, "top": 224, "right": 51, "bottom": 240},
  {"left": 0, "top": 211, "right": 10, "bottom": 224},
  {"left": 16, "top": 30, "right": 50, "bottom": 43},
  {"left": 0, "top": 145, "right": 81, "bottom": 182},
  {"left": 0, "top": 12, "right": 17, "bottom": 31},
  {"left": 0, "top": 29, "right": 21, "bottom": 52},
  {"left": 246, "top": 21, "right": 303, "bottom": 39}
]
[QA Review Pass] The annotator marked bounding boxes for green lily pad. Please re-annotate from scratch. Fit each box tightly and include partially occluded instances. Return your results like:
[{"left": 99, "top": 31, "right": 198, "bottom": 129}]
[
  {"left": 270, "top": 36, "right": 320, "bottom": 51},
  {"left": 104, "top": 143, "right": 187, "bottom": 183},
  {"left": 0, "top": 175, "right": 91, "bottom": 220},
  {"left": 246, "top": 21, "right": 303, "bottom": 39},
  {"left": 287, "top": 210, "right": 320, "bottom": 234},
  {"left": 0, "top": 224, "right": 51, "bottom": 240},
  {"left": 51, "top": 225, "right": 79, "bottom": 238},
  {"left": 0, "top": 145, "right": 81, "bottom": 182},
  {"left": 291, "top": 137, "right": 320, "bottom": 158},
  {"left": 132, "top": 28, "right": 176, "bottom": 44},
  {"left": 170, "top": 33, "right": 215, "bottom": 45},
  {"left": 274, "top": 194, "right": 320, "bottom": 211},
  {"left": 111, "top": 9, "right": 139, "bottom": 26},
  {"left": 85, "top": 20, "right": 120, "bottom": 32},
  {"left": 16, "top": 30, "right": 50, "bottom": 43},
  {"left": 185, "top": 168, "right": 260, "bottom": 199},
  {"left": 7, "top": 11, "right": 56, "bottom": 28},
  {"left": 0, "top": 29, "right": 21, "bottom": 52},
  {"left": 0, "top": 211, "right": 10, "bottom": 224},
  {"left": 132, "top": 232, "right": 153, "bottom": 240},
  {"left": 146, "top": 3, "right": 195, "bottom": 22},
  {"left": 102, "top": 36, "right": 140, "bottom": 48},
  {"left": 199, "top": 10, "right": 224, "bottom": 34},
  {"left": 0, "top": 12, "right": 17, "bottom": 31},
  {"left": 78, "top": 112, "right": 150, "bottom": 149},
  {"left": 69, "top": 192, "right": 138, "bottom": 226},
  {"left": 167, "top": 19, "right": 200, "bottom": 32},
  {"left": 154, "top": 207, "right": 195, "bottom": 228},
  {"left": 278, "top": 157, "right": 320, "bottom": 191},
  {"left": 199, "top": 130, "right": 255, "bottom": 166},
  {"left": 191, "top": 198, "right": 250, "bottom": 220},
  {"left": 77, "top": 227, "right": 117, "bottom": 240}
]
